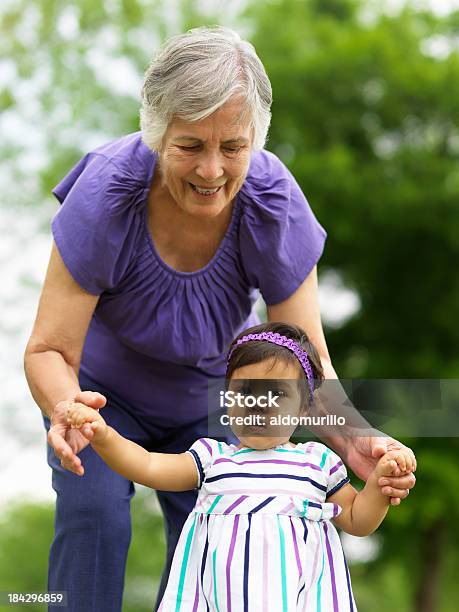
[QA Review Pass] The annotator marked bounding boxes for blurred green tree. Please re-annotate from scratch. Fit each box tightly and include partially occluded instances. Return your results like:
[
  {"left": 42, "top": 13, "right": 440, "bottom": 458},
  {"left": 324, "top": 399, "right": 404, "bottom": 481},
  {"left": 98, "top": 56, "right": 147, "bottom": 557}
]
[
  {"left": 0, "top": 494, "right": 165, "bottom": 612},
  {"left": 2, "top": 0, "right": 459, "bottom": 610},
  {"left": 244, "top": 0, "right": 459, "bottom": 379},
  {"left": 243, "top": 1, "right": 459, "bottom": 610}
]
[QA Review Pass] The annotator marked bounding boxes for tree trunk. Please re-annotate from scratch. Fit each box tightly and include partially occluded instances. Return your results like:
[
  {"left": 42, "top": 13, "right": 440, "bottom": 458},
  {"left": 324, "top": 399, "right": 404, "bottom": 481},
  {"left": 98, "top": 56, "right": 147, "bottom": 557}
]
[{"left": 413, "top": 520, "right": 445, "bottom": 612}]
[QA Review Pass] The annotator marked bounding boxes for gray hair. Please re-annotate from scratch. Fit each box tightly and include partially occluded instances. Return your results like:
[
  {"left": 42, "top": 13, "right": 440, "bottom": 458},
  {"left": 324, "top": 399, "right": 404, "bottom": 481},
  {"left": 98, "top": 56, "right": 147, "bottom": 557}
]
[{"left": 140, "top": 26, "right": 272, "bottom": 151}]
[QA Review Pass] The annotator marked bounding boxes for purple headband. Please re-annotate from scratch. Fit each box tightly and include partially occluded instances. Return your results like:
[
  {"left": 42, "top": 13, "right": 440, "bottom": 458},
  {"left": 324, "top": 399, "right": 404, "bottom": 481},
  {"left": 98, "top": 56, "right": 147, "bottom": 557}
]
[{"left": 226, "top": 332, "right": 315, "bottom": 403}]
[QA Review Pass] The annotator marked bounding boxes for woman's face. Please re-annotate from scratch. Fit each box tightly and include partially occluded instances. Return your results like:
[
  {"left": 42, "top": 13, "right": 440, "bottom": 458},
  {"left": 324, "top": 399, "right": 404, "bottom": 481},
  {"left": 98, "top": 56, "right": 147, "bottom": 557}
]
[{"left": 156, "top": 98, "right": 253, "bottom": 219}]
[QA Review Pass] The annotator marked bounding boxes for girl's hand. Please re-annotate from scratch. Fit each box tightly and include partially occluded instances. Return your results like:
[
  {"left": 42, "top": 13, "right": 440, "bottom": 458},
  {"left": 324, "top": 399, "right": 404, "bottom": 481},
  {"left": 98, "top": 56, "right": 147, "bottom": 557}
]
[
  {"left": 345, "top": 432, "right": 416, "bottom": 506},
  {"left": 48, "top": 391, "right": 107, "bottom": 476},
  {"left": 67, "top": 402, "right": 109, "bottom": 444},
  {"left": 374, "top": 449, "right": 415, "bottom": 480}
]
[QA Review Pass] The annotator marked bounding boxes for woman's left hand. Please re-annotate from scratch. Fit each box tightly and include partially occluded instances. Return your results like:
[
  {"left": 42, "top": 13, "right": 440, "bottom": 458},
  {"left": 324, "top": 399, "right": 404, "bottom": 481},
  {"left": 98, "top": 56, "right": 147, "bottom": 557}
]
[{"left": 346, "top": 434, "right": 417, "bottom": 506}]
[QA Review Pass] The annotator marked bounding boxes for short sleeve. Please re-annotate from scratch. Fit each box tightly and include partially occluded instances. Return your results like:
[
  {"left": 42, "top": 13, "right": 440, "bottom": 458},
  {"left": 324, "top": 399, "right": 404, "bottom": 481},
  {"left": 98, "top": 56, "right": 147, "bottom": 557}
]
[
  {"left": 186, "top": 438, "right": 217, "bottom": 489},
  {"left": 239, "top": 150, "right": 327, "bottom": 305},
  {"left": 51, "top": 152, "right": 144, "bottom": 295},
  {"left": 324, "top": 449, "right": 350, "bottom": 498}
]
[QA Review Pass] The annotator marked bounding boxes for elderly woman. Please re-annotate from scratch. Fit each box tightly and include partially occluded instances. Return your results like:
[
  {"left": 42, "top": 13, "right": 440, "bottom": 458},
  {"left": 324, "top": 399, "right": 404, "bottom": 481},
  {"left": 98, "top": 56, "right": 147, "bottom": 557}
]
[{"left": 24, "top": 26, "right": 415, "bottom": 611}]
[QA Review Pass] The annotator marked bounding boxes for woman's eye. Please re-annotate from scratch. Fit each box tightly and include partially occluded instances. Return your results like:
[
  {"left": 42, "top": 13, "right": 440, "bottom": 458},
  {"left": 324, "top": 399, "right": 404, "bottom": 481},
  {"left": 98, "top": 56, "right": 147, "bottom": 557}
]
[{"left": 177, "top": 145, "right": 243, "bottom": 154}]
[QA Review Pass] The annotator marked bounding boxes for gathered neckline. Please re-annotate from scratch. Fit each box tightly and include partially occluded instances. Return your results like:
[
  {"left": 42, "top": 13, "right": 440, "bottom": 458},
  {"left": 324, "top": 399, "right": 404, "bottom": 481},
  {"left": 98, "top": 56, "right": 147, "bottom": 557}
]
[
  {"left": 233, "top": 442, "right": 296, "bottom": 451},
  {"left": 142, "top": 151, "right": 242, "bottom": 279}
]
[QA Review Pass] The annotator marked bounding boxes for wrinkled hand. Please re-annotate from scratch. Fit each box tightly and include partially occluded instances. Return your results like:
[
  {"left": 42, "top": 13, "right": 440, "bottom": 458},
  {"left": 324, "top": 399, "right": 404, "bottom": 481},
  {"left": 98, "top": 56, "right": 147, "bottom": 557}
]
[
  {"left": 346, "top": 433, "right": 417, "bottom": 506},
  {"left": 48, "top": 391, "right": 107, "bottom": 476}
]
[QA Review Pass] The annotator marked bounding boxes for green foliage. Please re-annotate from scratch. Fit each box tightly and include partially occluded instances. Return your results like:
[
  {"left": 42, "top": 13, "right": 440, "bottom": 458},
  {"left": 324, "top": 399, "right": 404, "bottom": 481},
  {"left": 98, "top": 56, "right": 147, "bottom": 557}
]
[
  {"left": 242, "top": 2, "right": 459, "bottom": 609},
  {"left": 0, "top": 502, "right": 53, "bottom": 603},
  {"left": 0, "top": 493, "right": 166, "bottom": 612},
  {"left": 2, "top": 0, "right": 459, "bottom": 609},
  {"left": 243, "top": 0, "right": 459, "bottom": 380}
]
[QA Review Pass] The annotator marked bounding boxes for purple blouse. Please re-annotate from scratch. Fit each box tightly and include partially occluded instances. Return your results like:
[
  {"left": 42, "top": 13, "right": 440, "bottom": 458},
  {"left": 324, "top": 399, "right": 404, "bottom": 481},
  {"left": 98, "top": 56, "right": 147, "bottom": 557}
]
[{"left": 51, "top": 132, "right": 326, "bottom": 428}]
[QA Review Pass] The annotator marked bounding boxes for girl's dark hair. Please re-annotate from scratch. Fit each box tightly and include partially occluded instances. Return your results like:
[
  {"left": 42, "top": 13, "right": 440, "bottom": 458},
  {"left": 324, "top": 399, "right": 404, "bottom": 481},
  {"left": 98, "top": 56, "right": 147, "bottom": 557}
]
[{"left": 226, "top": 322, "right": 325, "bottom": 406}]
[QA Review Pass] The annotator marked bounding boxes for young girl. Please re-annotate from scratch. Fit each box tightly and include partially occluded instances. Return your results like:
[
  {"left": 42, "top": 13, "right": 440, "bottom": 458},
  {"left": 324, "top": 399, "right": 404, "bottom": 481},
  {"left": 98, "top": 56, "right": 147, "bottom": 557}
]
[{"left": 67, "top": 322, "right": 414, "bottom": 611}]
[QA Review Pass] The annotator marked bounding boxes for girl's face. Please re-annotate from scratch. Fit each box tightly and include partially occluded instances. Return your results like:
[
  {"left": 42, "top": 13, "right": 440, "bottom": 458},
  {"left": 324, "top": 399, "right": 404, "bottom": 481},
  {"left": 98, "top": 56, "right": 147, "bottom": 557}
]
[{"left": 227, "top": 358, "right": 306, "bottom": 450}]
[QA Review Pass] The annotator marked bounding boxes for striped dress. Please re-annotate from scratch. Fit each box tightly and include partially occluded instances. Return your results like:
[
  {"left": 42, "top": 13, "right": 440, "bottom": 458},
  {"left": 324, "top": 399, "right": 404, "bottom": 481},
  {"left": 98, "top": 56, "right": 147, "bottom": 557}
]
[{"left": 158, "top": 439, "right": 358, "bottom": 612}]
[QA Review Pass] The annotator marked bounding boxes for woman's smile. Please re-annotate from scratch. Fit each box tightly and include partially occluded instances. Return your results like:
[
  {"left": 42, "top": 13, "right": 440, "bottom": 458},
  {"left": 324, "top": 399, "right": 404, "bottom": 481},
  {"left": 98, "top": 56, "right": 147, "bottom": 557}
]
[{"left": 188, "top": 182, "right": 224, "bottom": 198}]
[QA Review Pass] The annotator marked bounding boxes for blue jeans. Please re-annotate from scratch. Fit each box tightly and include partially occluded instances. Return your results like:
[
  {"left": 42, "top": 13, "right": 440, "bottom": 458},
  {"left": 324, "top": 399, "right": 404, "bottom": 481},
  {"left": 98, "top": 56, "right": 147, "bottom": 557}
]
[{"left": 43, "top": 370, "right": 236, "bottom": 611}]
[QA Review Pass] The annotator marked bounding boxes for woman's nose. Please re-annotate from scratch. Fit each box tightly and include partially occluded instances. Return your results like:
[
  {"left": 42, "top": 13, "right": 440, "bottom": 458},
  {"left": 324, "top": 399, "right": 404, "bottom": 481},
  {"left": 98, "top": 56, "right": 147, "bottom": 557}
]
[{"left": 195, "top": 153, "right": 224, "bottom": 182}]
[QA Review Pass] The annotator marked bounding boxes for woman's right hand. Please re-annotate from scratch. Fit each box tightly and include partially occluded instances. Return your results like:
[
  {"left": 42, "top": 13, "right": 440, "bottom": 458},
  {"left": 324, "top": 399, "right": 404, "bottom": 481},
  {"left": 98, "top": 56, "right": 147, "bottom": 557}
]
[{"left": 48, "top": 390, "right": 107, "bottom": 475}]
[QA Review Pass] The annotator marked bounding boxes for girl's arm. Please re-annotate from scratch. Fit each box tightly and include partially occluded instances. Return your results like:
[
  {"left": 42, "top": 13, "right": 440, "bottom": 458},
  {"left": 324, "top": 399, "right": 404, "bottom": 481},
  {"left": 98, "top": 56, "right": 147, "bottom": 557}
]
[
  {"left": 328, "top": 450, "right": 415, "bottom": 537},
  {"left": 67, "top": 403, "right": 198, "bottom": 491}
]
